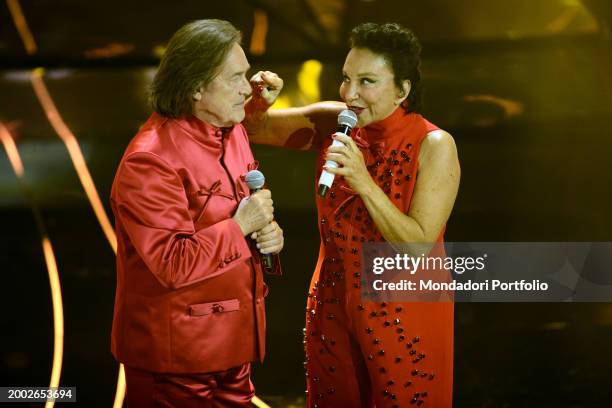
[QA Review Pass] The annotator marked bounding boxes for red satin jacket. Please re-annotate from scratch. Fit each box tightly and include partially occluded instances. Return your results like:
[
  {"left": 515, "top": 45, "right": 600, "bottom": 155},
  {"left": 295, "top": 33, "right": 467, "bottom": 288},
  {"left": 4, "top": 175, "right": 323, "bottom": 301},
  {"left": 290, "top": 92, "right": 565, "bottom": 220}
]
[{"left": 110, "top": 113, "right": 278, "bottom": 373}]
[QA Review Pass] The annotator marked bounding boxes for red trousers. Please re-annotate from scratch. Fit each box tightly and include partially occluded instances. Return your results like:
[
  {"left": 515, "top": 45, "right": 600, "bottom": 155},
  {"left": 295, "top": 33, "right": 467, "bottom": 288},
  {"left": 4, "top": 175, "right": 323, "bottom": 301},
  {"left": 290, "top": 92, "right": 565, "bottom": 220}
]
[
  {"left": 304, "top": 280, "right": 454, "bottom": 407},
  {"left": 124, "top": 363, "right": 254, "bottom": 408}
]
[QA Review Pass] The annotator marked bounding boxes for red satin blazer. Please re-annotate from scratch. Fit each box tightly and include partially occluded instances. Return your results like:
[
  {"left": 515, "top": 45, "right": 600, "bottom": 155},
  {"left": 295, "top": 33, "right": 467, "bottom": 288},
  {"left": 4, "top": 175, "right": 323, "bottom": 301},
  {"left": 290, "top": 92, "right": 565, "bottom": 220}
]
[{"left": 110, "top": 113, "right": 278, "bottom": 373}]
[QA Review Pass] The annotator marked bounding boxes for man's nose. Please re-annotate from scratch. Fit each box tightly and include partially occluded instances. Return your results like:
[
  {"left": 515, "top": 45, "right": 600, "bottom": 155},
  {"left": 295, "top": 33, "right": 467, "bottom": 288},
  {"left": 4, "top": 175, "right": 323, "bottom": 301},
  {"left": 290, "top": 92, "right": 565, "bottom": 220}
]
[{"left": 240, "top": 77, "right": 251, "bottom": 95}]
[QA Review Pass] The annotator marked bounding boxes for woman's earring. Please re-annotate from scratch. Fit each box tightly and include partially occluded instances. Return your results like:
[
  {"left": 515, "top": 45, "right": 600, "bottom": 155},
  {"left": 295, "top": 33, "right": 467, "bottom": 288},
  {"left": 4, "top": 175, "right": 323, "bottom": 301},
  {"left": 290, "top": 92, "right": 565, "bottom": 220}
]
[{"left": 193, "top": 92, "right": 202, "bottom": 101}]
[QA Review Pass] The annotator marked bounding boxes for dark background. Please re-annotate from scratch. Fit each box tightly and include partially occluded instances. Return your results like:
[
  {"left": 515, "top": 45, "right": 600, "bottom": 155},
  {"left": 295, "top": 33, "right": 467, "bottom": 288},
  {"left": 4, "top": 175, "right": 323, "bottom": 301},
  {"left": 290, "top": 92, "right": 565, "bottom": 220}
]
[{"left": 1, "top": 0, "right": 612, "bottom": 406}]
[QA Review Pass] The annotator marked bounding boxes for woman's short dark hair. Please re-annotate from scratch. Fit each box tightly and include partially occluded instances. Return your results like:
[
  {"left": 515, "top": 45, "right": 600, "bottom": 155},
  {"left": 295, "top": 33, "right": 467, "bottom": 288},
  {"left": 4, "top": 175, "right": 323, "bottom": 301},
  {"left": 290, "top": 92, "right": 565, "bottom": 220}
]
[
  {"left": 150, "top": 19, "right": 242, "bottom": 118},
  {"left": 350, "top": 22, "right": 423, "bottom": 113}
]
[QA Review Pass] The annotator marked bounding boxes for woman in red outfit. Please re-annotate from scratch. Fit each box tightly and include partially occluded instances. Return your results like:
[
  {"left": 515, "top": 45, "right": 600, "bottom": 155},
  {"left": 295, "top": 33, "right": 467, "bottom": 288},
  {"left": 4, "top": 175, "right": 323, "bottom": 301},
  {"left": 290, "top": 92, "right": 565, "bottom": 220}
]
[{"left": 247, "top": 23, "right": 460, "bottom": 407}]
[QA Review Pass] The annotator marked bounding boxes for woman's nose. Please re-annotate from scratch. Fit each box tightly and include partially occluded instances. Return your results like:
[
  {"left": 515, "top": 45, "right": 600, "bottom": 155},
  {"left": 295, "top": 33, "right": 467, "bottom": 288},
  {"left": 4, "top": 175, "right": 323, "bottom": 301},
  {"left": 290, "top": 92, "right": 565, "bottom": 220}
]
[
  {"left": 340, "top": 83, "right": 358, "bottom": 102},
  {"left": 344, "top": 84, "right": 358, "bottom": 102}
]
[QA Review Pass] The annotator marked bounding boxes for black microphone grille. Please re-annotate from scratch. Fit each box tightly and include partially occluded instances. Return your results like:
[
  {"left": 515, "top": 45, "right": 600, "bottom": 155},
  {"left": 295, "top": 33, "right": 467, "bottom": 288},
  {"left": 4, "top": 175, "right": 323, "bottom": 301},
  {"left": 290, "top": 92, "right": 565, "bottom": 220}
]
[
  {"left": 245, "top": 170, "right": 265, "bottom": 190},
  {"left": 338, "top": 109, "right": 358, "bottom": 128}
]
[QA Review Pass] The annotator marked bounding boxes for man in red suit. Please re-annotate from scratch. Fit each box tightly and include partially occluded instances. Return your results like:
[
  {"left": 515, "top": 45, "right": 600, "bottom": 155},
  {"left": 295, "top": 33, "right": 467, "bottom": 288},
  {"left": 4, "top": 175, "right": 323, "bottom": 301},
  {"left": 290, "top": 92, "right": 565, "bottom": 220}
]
[{"left": 110, "top": 19, "right": 284, "bottom": 407}]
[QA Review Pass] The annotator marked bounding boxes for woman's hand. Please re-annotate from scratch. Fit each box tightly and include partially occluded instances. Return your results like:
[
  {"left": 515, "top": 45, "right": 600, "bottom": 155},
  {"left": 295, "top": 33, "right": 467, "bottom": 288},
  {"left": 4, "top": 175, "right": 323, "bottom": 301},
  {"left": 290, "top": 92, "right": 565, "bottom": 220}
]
[
  {"left": 324, "top": 133, "right": 376, "bottom": 196},
  {"left": 249, "top": 71, "right": 283, "bottom": 108}
]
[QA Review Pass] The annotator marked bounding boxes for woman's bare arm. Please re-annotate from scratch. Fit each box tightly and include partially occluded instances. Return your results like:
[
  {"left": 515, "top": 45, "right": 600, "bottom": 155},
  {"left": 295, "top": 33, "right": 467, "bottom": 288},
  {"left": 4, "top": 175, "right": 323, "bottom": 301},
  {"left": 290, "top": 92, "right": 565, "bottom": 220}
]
[
  {"left": 244, "top": 101, "right": 345, "bottom": 149},
  {"left": 243, "top": 70, "right": 345, "bottom": 149},
  {"left": 361, "top": 130, "right": 460, "bottom": 243}
]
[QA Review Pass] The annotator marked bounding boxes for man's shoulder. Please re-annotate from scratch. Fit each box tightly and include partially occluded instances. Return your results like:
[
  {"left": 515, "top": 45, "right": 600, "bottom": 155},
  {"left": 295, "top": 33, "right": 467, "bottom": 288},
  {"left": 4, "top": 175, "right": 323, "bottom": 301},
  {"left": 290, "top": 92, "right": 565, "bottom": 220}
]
[{"left": 125, "top": 114, "right": 166, "bottom": 153}]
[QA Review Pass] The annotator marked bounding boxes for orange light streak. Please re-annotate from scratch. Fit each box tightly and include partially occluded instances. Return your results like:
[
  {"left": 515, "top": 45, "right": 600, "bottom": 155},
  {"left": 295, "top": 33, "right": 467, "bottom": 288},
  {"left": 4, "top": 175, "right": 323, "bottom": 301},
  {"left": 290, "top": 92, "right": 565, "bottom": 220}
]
[
  {"left": 30, "top": 69, "right": 118, "bottom": 253},
  {"left": 42, "top": 237, "right": 64, "bottom": 408},
  {"left": 5, "top": 0, "right": 37, "bottom": 55},
  {"left": 0, "top": 122, "right": 64, "bottom": 408},
  {"left": 250, "top": 9, "right": 268, "bottom": 56},
  {"left": 463, "top": 94, "right": 524, "bottom": 118},
  {"left": 0, "top": 122, "right": 24, "bottom": 177},
  {"left": 546, "top": 6, "right": 580, "bottom": 33},
  {"left": 112, "top": 365, "right": 126, "bottom": 408},
  {"left": 253, "top": 396, "right": 272, "bottom": 408},
  {"left": 5, "top": 2, "right": 127, "bottom": 404},
  {"left": 29, "top": 68, "right": 125, "bottom": 407}
]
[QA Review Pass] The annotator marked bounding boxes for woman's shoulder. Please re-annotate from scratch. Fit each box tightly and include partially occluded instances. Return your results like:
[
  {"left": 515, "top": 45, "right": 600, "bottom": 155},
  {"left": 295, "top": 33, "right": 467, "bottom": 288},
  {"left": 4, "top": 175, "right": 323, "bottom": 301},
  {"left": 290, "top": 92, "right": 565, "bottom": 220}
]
[{"left": 419, "top": 128, "right": 459, "bottom": 169}]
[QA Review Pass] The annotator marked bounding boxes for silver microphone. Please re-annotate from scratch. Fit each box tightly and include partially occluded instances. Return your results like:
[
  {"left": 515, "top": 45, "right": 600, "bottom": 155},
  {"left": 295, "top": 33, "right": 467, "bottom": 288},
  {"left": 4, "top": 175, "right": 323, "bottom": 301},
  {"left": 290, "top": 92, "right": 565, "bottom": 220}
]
[
  {"left": 318, "top": 109, "right": 358, "bottom": 197},
  {"left": 245, "top": 170, "right": 273, "bottom": 272}
]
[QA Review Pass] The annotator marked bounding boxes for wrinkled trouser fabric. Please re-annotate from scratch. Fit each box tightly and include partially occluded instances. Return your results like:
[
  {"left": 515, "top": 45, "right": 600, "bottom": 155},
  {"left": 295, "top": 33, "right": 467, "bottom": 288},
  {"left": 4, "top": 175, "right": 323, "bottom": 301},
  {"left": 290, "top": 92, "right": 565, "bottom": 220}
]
[
  {"left": 125, "top": 363, "right": 254, "bottom": 408},
  {"left": 304, "top": 271, "right": 453, "bottom": 408}
]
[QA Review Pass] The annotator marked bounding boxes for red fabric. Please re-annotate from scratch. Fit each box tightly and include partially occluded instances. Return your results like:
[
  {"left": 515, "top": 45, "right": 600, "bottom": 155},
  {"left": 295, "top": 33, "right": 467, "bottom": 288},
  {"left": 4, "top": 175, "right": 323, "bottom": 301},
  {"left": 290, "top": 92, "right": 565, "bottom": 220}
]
[
  {"left": 111, "top": 113, "right": 279, "bottom": 374},
  {"left": 305, "top": 107, "right": 454, "bottom": 407},
  {"left": 124, "top": 363, "right": 254, "bottom": 408}
]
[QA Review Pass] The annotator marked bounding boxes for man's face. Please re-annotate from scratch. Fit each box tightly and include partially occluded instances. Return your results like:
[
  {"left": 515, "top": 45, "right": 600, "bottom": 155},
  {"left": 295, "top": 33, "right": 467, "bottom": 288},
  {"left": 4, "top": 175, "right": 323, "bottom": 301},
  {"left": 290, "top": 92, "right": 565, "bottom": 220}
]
[{"left": 194, "top": 43, "right": 251, "bottom": 127}]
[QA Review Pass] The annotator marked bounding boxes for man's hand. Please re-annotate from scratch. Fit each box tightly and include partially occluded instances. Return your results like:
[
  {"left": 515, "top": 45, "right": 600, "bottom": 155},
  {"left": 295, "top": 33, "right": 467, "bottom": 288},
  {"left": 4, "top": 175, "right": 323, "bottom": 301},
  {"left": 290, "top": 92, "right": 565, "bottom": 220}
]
[
  {"left": 233, "top": 189, "right": 274, "bottom": 236},
  {"left": 251, "top": 221, "right": 284, "bottom": 255}
]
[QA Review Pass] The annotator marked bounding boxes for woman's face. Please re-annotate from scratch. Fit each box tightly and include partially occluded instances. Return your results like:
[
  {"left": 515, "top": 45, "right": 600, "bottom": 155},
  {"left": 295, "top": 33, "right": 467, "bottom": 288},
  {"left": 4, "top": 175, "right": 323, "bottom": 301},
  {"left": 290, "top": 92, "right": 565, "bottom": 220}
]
[{"left": 339, "top": 47, "right": 409, "bottom": 127}]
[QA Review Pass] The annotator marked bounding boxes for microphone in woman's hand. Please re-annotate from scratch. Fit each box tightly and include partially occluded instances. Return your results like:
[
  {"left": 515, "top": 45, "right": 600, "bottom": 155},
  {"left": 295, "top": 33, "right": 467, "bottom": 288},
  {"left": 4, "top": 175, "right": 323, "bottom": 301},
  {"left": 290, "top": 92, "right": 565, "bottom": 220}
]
[{"left": 318, "top": 109, "right": 358, "bottom": 197}]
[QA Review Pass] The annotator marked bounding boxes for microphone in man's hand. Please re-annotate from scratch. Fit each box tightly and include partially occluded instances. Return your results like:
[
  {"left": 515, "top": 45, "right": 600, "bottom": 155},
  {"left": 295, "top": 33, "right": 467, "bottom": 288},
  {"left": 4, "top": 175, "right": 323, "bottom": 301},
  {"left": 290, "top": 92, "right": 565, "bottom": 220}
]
[
  {"left": 245, "top": 170, "right": 273, "bottom": 272},
  {"left": 318, "top": 109, "right": 358, "bottom": 197}
]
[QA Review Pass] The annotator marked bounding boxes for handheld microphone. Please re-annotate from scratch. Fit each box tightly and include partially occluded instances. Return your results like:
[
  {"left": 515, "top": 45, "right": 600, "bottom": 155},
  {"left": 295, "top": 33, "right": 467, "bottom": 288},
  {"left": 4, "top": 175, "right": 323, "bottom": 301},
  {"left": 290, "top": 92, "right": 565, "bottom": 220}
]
[
  {"left": 245, "top": 170, "right": 273, "bottom": 272},
  {"left": 317, "top": 109, "right": 358, "bottom": 197}
]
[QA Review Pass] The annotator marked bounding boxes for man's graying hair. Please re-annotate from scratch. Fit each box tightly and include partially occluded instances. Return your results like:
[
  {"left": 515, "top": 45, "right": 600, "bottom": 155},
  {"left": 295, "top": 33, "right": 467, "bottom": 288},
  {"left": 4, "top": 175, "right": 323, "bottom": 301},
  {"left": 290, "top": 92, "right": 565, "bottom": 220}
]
[{"left": 150, "top": 19, "right": 242, "bottom": 118}]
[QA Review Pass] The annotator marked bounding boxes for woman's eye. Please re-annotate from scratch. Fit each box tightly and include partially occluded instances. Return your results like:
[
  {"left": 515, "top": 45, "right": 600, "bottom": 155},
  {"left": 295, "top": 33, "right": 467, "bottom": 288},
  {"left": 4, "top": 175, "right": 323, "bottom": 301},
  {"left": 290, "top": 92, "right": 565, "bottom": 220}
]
[{"left": 361, "top": 78, "right": 374, "bottom": 85}]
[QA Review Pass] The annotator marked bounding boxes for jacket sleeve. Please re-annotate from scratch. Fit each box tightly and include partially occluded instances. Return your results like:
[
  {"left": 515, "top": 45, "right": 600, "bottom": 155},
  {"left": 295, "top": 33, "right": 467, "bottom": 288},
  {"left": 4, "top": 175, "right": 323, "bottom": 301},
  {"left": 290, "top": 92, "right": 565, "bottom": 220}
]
[{"left": 113, "top": 151, "right": 252, "bottom": 289}]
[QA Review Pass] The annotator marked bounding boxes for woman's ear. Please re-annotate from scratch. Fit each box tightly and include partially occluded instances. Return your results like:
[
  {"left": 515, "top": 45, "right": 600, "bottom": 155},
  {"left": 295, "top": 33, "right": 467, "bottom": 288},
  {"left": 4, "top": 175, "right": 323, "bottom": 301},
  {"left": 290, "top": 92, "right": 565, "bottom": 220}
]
[{"left": 396, "top": 79, "right": 411, "bottom": 105}]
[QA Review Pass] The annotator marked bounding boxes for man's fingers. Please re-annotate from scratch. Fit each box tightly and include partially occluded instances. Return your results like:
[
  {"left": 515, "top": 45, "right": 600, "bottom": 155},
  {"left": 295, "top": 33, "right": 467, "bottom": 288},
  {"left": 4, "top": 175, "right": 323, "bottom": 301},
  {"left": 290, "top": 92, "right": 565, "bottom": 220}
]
[
  {"left": 256, "top": 223, "right": 281, "bottom": 239},
  {"left": 257, "top": 236, "right": 282, "bottom": 247},
  {"left": 257, "top": 222, "right": 276, "bottom": 235},
  {"left": 258, "top": 238, "right": 283, "bottom": 254},
  {"left": 252, "top": 189, "right": 271, "bottom": 199},
  {"left": 260, "top": 245, "right": 282, "bottom": 255},
  {"left": 257, "top": 231, "right": 282, "bottom": 243},
  {"left": 256, "top": 221, "right": 283, "bottom": 254}
]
